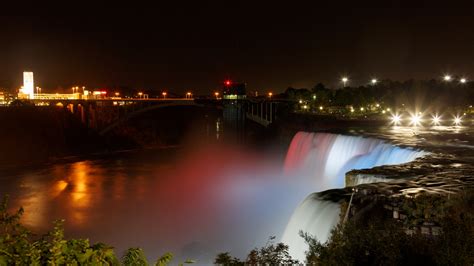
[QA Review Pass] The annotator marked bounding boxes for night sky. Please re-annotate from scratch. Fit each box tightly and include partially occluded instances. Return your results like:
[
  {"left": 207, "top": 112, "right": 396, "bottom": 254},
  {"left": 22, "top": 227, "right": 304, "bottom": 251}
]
[{"left": 1, "top": 3, "right": 473, "bottom": 94}]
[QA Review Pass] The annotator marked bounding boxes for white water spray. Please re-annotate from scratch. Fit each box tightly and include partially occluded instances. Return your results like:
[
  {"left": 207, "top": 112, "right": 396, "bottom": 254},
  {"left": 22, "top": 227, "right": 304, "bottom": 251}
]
[{"left": 281, "top": 132, "right": 426, "bottom": 262}]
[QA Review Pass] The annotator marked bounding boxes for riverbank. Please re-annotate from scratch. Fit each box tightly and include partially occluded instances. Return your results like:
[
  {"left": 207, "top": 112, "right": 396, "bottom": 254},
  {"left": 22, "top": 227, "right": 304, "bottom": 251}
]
[{"left": 0, "top": 106, "right": 108, "bottom": 167}]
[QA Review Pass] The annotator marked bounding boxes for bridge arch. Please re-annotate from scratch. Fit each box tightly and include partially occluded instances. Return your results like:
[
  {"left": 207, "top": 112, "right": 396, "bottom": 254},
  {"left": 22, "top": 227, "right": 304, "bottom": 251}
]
[{"left": 99, "top": 101, "right": 204, "bottom": 135}]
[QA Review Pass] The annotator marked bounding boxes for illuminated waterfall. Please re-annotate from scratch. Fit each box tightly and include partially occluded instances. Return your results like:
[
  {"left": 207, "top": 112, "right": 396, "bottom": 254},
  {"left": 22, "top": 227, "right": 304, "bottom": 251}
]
[{"left": 281, "top": 132, "right": 426, "bottom": 262}]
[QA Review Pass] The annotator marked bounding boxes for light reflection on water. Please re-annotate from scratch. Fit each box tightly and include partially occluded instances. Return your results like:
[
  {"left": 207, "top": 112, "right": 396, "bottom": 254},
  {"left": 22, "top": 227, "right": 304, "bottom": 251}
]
[{"left": 0, "top": 145, "right": 290, "bottom": 263}]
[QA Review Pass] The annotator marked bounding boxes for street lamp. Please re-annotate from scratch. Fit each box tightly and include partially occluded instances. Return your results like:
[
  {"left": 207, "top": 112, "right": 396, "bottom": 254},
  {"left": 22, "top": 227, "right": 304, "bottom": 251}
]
[
  {"left": 268, "top": 92, "right": 273, "bottom": 98},
  {"left": 391, "top": 114, "right": 401, "bottom": 125},
  {"left": 453, "top": 116, "right": 462, "bottom": 126},
  {"left": 115, "top": 92, "right": 120, "bottom": 97},
  {"left": 214, "top": 92, "right": 219, "bottom": 99},
  {"left": 162, "top": 92, "right": 167, "bottom": 99},
  {"left": 341, "top": 77, "right": 348, "bottom": 87},
  {"left": 186, "top": 92, "right": 192, "bottom": 99},
  {"left": 138, "top": 92, "right": 143, "bottom": 98},
  {"left": 371, "top": 78, "right": 377, "bottom": 85},
  {"left": 431, "top": 114, "right": 441, "bottom": 126},
  {"left": 443, "top": 75, "right": 452, "bottom": 82},
  {"left": 460, "top": 78, "right": 467, "bottom": 84}
]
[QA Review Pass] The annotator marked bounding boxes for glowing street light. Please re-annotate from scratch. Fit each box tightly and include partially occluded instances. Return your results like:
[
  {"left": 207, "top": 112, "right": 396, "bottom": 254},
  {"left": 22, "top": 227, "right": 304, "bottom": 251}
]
[
  {"left": 214, "top": 92, "right": 219, "bottom": 99},
  {"left": 410, "top": 114, "right": 423, "bottom": 126},
  {"left": 162, "top": 92, "right": 167, "bottom": 99},
  {"left": 453, "top": 116, "right": 462, "bottom": 126},
  {"left": 115, "top": 92, "right": 120, "bottom": 97},
  {"left": 319, "top": 106, "right": 323, "bottom": 110},
  {"left": 390, "top": 114, "right": 402, "bottom": 125},
  {"left": 371, "top": 78, "right": 377, "bottom": 85},
  {"left": 138, "top": 92, "right": 143, "bottom": 98},
  {"left": 186, "top": 92, "right": 192, "bottom": 98},
  {"left": 268, "top": 92, "right": 273, "bottom": 98},
  {"left": 443, "top": 75, "right": 452, "bottom": 81},
  {"left": 431, "top": 114, "right": 441, "bottom": 126},
  {"left": 460, "top": 78, "right": 467, "bottom": 84},
  {"left": 341, "top": 77, "right": 348, "bottom": 87},
  {"left": 299, "top": 99, "right": 303, "bottom": 104}
]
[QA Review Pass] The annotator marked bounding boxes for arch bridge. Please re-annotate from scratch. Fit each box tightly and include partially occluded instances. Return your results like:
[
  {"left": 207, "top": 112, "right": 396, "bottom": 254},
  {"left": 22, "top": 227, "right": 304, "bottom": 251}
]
[
  {"left": 29, "top": 98, "right": 215, "bottom": 134},
  {"left": 27, "top": 97, "right": 285, "bottom": 133}
]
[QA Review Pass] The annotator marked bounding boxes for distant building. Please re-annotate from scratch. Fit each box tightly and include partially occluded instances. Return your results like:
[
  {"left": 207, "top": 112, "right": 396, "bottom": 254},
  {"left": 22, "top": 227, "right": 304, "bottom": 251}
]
[
  {"left": 18, "top": 71, "right": 34, "bottom": 99},
  {"left": 0, "top": 92, "right": 5, "bottom": 105},
  {"left": 222, "top": 80, "right": 247, "bottom": 135},
  {"left": 222, "top": 80, "right": 246, "bottom": 100}
]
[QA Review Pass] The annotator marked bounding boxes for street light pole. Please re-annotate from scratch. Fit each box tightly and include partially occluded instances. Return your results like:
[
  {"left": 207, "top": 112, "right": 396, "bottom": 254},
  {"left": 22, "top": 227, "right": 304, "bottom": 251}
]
[{"left": 342, "top": 77, "right": 348, "bottom": 88}]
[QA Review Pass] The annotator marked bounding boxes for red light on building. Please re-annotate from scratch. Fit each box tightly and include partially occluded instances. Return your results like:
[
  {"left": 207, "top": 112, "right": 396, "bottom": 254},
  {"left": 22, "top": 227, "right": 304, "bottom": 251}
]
[{"left": 225, "top": 80, "right": 232, "bottom": 86}]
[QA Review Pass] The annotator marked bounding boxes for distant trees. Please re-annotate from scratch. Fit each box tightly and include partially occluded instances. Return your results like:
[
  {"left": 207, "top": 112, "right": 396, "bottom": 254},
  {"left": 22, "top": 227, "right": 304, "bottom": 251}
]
[{"left": 282, "top": 79, "right": 474, "bottom": 112}]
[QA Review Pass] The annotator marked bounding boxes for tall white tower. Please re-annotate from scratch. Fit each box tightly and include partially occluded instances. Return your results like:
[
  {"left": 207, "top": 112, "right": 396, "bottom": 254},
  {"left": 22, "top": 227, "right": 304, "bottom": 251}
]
[{"left": 22, "top": 71, "right": 34, "bottom": 99}]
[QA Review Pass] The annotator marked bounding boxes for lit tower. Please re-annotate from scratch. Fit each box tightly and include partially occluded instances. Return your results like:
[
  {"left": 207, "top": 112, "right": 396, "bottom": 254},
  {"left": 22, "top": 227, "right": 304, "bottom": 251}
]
[{"left": 22, "top": 71, "right": 35, "bottom": 99}]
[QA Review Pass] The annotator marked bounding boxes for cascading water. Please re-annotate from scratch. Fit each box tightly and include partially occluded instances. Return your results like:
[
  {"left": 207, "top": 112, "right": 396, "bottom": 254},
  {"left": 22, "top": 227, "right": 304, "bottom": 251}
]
[{"left": 281, "top": 132, "right": 426, "bottom": 262}]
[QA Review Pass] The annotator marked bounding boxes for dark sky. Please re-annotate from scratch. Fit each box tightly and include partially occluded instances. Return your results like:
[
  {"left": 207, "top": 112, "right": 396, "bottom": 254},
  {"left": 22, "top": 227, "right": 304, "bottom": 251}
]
[{"left": 1, "top": 3, "right": 473, "bottom": 94}]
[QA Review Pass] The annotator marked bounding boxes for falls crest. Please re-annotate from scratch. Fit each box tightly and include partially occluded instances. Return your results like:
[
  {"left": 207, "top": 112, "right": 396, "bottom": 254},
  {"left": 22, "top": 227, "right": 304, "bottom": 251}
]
[{"left": 281, "top": 132, "right": 426, "bottom": 262}]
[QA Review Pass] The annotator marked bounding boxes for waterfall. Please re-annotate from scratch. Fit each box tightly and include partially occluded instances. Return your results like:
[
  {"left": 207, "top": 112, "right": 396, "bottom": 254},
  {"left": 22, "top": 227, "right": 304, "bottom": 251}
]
[{"left": 281, "top": 132, "right": 426, "bottom": 262}]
